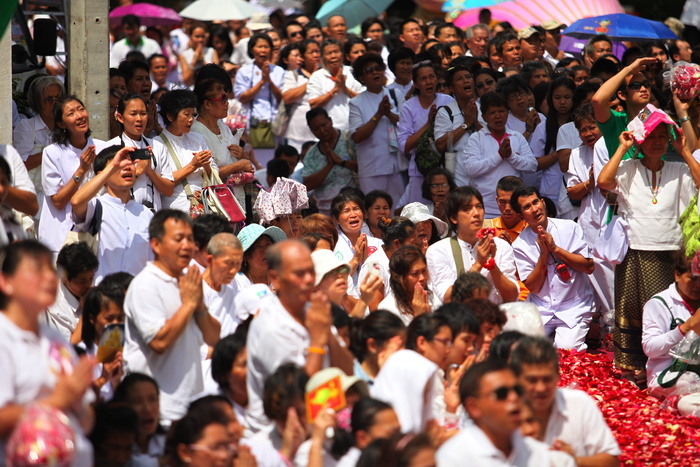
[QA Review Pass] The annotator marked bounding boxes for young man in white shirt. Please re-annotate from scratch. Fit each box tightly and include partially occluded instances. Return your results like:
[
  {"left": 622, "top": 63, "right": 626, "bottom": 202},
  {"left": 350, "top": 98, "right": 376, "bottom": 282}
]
[
  {"left": 246, "top": 240, "right": 354, "bottom": 433},
  {"left": 123, "top": 209, "right": 221, "bottom": 424},
  {"left": 110, "top": 15, "right": 162, "bottom": 68},
  {"left": 436, "top": 360, "right": 575, "bottom": 467},
  {"left": 510, "top": 185, "right": 595, "bottom": 350},
  {"left": 511, "top": 336, "right": 620, "bottom": 466}
]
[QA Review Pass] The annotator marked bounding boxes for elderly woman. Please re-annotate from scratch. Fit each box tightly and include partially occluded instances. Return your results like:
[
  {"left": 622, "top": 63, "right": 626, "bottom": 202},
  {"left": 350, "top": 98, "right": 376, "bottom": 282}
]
[
  {"left": 349, "top": 52, "right": 405, "bottom": 205},
  {"left": 13, "top": 76, "right": 64, "bottom": 197},
  {"left": 155, "top": 89, "right": 219, "bottom": 215},
  {"left": 234, "top": 224, "right": 286, "bottom": 289},
  {"left": 282, "top": 39, "right": 322, "bottom": 151},
  {"left": 599, "top": 122, "right": 700, "bottom": 377}
]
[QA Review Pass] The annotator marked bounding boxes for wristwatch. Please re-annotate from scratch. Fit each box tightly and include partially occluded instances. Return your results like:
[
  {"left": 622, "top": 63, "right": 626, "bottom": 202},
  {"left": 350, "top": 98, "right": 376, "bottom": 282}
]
[
  {"left": 72, "top": 175, "right": 82, "bottom": 184},
  {"left": 461, "top": 123, "right": 469, "bottom": 130}
]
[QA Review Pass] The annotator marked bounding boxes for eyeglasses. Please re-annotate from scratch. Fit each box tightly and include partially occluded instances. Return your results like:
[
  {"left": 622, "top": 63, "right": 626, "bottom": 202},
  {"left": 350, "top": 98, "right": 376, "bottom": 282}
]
[
  {"left": 43, "top": 96, "right": 61, "bottom": 104},
  {"left": 627, "top": 80, "right": 650, "bottom": 91},
  {"left": 432, "top": 337, "right": 453, "bottom": 348},
  {"left": 508, "top": 91, "right": 528, "bottom": 101},
  {"left": 207, "top": 93, "right": 229, "bottom": 103},
  {"left": 430, "top": 183, "right": 450, "bottom": 189},
  {"left": 487, "top": 384, "right": 524, "bottom": 401},
  {"left": 188, "top": 444, "right": 236, "bottom": 456},
  {"left": 363, "top": 64, "right": 386, "bottom": 75},
  {"left": 475, "top": 79, "right": 495, "bottom": 89}
]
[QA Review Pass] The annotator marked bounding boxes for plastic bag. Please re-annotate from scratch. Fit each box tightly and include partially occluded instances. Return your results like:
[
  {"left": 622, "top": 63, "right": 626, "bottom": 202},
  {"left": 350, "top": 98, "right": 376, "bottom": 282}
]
[
  {"left": 670, "top": 330, "right": 700, "bottom": 364},
  {"left": 671, "top": 61, "right": 700, "bottom": 100}
]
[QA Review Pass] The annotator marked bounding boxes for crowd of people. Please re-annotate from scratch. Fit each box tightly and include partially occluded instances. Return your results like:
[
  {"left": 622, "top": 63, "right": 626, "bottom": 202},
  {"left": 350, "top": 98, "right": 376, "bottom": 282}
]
[{"left": 4, "top": 4, "right": 700, "bottom": 466}]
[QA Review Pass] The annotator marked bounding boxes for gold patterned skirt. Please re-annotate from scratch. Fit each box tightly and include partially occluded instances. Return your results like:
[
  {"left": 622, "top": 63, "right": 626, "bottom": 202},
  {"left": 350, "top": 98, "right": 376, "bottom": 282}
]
[{"left": 613, "top": 249, "right": 676, "bottom": 371}]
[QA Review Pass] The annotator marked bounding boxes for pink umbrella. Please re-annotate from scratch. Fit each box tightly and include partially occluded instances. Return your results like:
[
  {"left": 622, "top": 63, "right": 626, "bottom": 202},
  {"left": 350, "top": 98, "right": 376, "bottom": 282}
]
[
  {"left": 453, "top": 0, "right": 623, "bottom": 31},
  {"left": 109, "top": 3, "right": 182, "bottom": 27}
]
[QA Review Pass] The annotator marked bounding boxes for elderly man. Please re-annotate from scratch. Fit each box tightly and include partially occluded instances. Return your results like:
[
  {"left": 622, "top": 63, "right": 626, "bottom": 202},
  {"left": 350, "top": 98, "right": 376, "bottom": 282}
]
[
  {"left": 202, "top": 233, "right": 245, "bottom": 338},
  {"left": 582, "top": 34, "right": 613, "bottom": 68},
  {"left": 246, "top": 240, "right": 354, "bottom": 432},
  {"left": 436, "top": 361, "right": 575, "bottom": 466},
  {"left": 466, "top": 24, "right": 490, "bottom": 57},
  {"left": 110, "top": 14, "right": 162, "bottom": 68},
  {"left": 511, "top": 337, "right": 620, "bottom": 466},
  {"left": 123, "top": 209, "right": 221, "bottom": 424},
  {"left": 324, "top": 15, "right": 347, "bottom": 44}
]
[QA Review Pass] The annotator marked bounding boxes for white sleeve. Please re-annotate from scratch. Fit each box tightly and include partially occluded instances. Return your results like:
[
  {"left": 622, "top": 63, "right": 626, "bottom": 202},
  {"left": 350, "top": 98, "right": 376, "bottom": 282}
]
[
  {"left": 348, "top": 98, "right": 364, "bottom": 134},
  {"left": 433, "top": 106, "right": 452, "bottom": 140},
  {"left": 508, "top": 133, "right": 538, "bottom": 173},
  {"left": 493, "top": 237, "right": 519, "bottom": 289},
  {"left": 529, "top": 120, "right": 547, "bottom": 157},
  {"left": 1, "top": 145, "right": 35, "bottom": 194},
  {"left": 426, "top": 242, "right": 456, "bottom": 302},
  {"left": 566, "top": 147, "right": 587, "bottom": 186},
  {"left": 462, "top": 133, "right": 502, "bottom": 177},
  {"left": 642, "top": 296, "right": 685, "bottom": 359},
  {"left": 307, "top": 72, "right": 324, "bottom": 100},
  {"left": 11, "top": 120, "right": 35, "bottom": 160},
  {"left": 124, "top": 280, "right": 169, "bottom": 344}
]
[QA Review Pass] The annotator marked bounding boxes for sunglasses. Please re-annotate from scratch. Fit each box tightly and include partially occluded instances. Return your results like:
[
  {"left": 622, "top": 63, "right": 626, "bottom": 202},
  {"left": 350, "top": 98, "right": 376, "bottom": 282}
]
[
  {"left": 207, "top": 93, "right": 229, "bottom": 103},
  {"left": 489, "top": 384, "right": 524, "bottom": 401},
  {"left": 363, "top": 64, "right": 386, "bottom": 75},
  {"left": 290, "top": 31, "right": 303, "bottom": 38},
  {"left": 43, "top": 96, "right": 61, "bottom": 104},
  {"left": 628, "top": 80, "right": 650, "bottom": 91}
]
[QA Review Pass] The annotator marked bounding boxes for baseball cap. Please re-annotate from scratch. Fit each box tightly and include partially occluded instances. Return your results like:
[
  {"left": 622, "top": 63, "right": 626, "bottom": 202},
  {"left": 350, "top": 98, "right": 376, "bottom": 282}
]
[
  {"left": 541, "top": 20, "right": 566, "bottom": 31},
  {"left": 517, "top": 27, "right": 540, "bottom": 40},
  {"left": 400, "top": 202, "right": 449, "bottom": 238},
  {"left": 311, "top": 249, "right": 350, "bottom": 286}
]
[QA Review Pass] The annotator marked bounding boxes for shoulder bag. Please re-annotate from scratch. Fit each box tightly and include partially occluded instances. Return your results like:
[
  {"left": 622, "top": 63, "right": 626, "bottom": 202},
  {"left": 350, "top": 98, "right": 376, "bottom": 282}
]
[{"left": 161, "top": 133, "right": 205, "bottom": 218}]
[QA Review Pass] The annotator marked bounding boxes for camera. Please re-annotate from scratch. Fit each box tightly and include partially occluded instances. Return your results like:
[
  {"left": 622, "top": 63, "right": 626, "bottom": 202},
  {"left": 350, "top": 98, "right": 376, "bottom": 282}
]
[
  {"left": 130, "top": 148, "right": 151, "bottom": 161},
  {"left": 555, "top": 262, "right": 571, "bottom": 282},
  {"left": 249, "top": 116, "right": 259, "bottom": 128}
]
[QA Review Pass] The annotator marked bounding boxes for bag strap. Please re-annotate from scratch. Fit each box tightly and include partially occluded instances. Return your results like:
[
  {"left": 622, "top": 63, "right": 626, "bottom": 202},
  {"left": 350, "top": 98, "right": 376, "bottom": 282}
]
[
  {"left": 343, "top": 130, "right": 356, "bottom": 161},
  {"left": 657, "top": 360, "right": 689, "bottom": 388},
  {"left": 450, "top": 236, "right": 465, "bottom": 276},
  {"left": 160, "top": 133, "right": 196, "bottom": 202},
  {"left": 388, "top": 88, "right": 398, "bottom": 108},
  {"left": 87, "top": 199, "right": 102, "bottom": 236},
  {"left": 444, "top": 105, "right": 454, "bottom": 123},
  {"left": 652, "top": 295, "right": 686, "bottom": 330}
]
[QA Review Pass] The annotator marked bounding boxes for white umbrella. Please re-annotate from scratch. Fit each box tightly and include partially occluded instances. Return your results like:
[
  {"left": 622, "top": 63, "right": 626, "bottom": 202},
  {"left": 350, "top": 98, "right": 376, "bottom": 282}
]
[{"left": 179, "top": 0, "right": 260, "bottom": 21}]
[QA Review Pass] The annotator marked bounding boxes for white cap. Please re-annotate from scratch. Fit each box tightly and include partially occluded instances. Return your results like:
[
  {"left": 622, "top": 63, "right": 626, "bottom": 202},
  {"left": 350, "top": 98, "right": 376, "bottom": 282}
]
[
  {"left": 246, "top": 13, "right": 273, "bottom": 31},
  {"left": 400, "top": 202, "right": 449, "bottom": 238},
  {"left": 311, "top": 249, "right": 350, "bottom": 286}
]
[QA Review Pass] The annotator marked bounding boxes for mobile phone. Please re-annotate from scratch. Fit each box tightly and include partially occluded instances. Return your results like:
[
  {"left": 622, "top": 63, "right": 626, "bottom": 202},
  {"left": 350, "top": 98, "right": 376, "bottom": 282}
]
[
  {"left": 555, "top": 262, "right": 572, "bottom": 282},
  {"left": 130, "top": 148, "right": 151, "bottom": 161}
]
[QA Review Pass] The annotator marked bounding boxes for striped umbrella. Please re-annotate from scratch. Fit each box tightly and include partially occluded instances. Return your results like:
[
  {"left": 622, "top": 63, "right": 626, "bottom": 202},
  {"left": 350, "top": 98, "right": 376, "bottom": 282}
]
[{"left": 453, "top": 0, "right": 624, "bottom": 31}]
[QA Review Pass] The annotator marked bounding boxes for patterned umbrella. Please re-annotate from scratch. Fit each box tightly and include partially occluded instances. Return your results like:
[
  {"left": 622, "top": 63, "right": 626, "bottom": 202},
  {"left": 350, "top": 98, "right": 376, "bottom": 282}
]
[
  {"left": 109, "top": 3, "right": 182, "bottom": 27},
  {"left": 453, "top": 0, "right": 623, "bottom": 31}
]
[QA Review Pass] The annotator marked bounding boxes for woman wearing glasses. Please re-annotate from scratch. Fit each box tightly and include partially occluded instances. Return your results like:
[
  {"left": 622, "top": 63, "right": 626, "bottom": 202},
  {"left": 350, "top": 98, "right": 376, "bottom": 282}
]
[
  {"left": 349, "top": 53, "right": 405, "bottom": 204},
  {"left": 165, "top": 407, "right": 233, "bottom": 467}
]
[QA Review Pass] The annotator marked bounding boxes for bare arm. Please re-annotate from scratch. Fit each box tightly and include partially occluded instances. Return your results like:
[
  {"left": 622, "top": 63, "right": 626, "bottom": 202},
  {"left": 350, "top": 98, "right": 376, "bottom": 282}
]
[
  {"left": 576, "top": 454, "right": 619, "bottom": 467},
  {"left": 282, "top": 82, "right": 308, "bottom": 106},
  {"left": 24, "top": 152, "right": 42, "bottom": 171},
  {"left": 592, "top": 57, "right": 656, "bottom": 124},
  {"left": 598, "top": 131, "right": 632, "bottom": 191},
  {"left": 5, "top": 186, "right": 38, "bottom": 216},
  {"left": 195, "top": 309, "right": 220, "bottom": 347}
]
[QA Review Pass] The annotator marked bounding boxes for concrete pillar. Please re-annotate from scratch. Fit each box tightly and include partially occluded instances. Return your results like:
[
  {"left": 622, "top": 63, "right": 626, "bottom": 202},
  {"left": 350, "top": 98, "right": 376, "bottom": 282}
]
[
  {"left": 68, "top": 0, "right": 109, "bottom": 140},
  {"left": 0, "top": 26, "right": 12, "bottom": 145}
]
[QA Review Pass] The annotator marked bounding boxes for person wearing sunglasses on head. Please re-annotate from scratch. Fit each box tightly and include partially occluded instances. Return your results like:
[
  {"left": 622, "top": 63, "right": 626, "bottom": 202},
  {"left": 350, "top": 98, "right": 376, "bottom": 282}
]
[
  {"left": 436, "top": 359, "right": 576, "bottom": 467},
  {"left": 510, "top": 337, "right": 620, "bottom": 466}
]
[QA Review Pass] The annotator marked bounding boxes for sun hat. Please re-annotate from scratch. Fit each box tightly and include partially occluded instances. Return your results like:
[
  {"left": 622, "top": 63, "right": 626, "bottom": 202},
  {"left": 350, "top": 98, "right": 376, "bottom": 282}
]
[
  {"left": 400, "top": 202, "right": 449, "bottom": 238},
  {"left": 237, "top": 224, "right": 286, "bottom": 252},
  {"left": 311, "top": 249, "right": 350, "bottom": 286},
  {"left": 627, "top": 104, "right": 680, "bottom": 145},
  {"left": 246, "top": 13, "right": 273, "bottom": 31}
]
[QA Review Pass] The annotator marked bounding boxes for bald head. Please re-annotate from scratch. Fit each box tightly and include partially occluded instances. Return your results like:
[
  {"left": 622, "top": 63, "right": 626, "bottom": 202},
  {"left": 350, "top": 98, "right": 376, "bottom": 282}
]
[{"left": 268, "top": 240, "right": 316, "bottom": 310}]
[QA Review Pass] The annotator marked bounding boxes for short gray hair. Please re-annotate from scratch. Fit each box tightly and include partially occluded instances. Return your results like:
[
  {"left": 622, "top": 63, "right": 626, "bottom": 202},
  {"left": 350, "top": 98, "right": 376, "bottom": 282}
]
[
  {"left": 466, "top": 23, "right": 489, "bottom": 41},
  {"left": 28, "top": 76, "right": 64, "bottom": 114},
  {"left": 207, "top": 232, "right": 242, "bottom": 258}
]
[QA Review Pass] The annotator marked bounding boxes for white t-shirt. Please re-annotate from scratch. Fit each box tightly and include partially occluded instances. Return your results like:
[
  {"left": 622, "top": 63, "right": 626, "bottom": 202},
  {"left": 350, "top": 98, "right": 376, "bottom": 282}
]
[
  {"left": 110, "top": 36, "right": 162, "bottom": 68},
  {"left": 124, "top": 262, "right": 205, "bottom": 422},
  {"left": 508, "top": 112, "right": 546, "bottom": 190},
  {"left": 155, "top": 129, "right": 219, "bottom": 213},
  {"left": 43, "top": 280, "right": 80, "bottom": 341},
  {"left": 107, "top": 133, "right": 174, "bottom": 211},
  {"left": 386, "top": 81, "right": 412, "bottom": 100},
  {"left": 567, "top": 144, "right": 607, "bottom": 247},
  {"left": 203, "top": 279, "right": 241, "bottom": 338},
  {"left": 190, "top": 120, "right": 242, "bottom": 173},
  {"left": 377, "top": 289, "right": 442, "bottom": 326},
  {"left": 307, "top": 66, "right": 364, "bottom": 131},
  {"left": 281, "top": 69, "right": 316, "bottom": 145},
  {"left": 12, "top": 117, "right": 52, "bottom": 195},
  {"left": 426, "top": 235, "right": 519, "bottom": 303},
  {"left": 39, "top": 138, "right": 108, "bottom": 253}
]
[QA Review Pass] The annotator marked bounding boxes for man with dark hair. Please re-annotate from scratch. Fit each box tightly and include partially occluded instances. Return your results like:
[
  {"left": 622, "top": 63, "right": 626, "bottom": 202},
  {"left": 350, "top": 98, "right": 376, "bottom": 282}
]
[
  {"left": 435, "top": 23, "right": 462, "bottom": 45},
  {"left": 110, "top": 14, "right": 162, "bottom": 68},
  {"left": 387, "top": 47, "right": 415, "bottom": 98},
  {"left": 511, "top": 336, "right": 620, "bottom": 466},
  {"left": 399, "top": 18, "right": 425, "bottom": 54},
  {"left": 246, "top": 240, "right": 353, "bottom": 432},
  {"left": 437, "top": 360, "right": 575, "bottom": 466},
  {"left": 282, "top": 20, "right": 305, "bottom": 44},
  {"left": 669, "top": 38, "right": 693, "bottom": 63},
  {"left": 124, "top": 209, "right": 221, "bottom": 424},
  {"left": 510, "top": 185, "right": 594, "bottom": 351},
  {"left": 485, "top": 176, "right": 527, "bottom": 245},
  {"left": 495, "top": 32, "right": 522, "bottom": 70}
]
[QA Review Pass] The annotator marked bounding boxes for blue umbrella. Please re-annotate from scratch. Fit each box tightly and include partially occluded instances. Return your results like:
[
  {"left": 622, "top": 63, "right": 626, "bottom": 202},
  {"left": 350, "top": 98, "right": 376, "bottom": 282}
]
[
  {"left": 316, "top": 0, "right": 394, "bottom": 29},
  {"left": 562, "top": 13, "right": 677, "bottom": 41}
]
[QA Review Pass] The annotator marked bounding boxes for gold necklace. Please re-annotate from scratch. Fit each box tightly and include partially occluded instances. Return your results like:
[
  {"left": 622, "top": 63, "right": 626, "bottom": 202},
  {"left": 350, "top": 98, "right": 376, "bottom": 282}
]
[{"left": 641, "top": 160, "right": 663, "bottom": 204}]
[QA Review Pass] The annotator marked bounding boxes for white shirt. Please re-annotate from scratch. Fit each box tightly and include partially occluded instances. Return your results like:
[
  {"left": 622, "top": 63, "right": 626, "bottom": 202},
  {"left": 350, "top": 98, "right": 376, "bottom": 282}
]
[
  {"left": 43, "top": 280, "right": 81, "bottom": 341},
  {"left": 74, "top": 194, "right": 154, "bottom": 284},
  {"left": 529, "top": 116, "right": 565, "bottom": 201},
  {"left": 190, "top": 120, "right": 242, "bottom": 173},
  {"left": 556, "top": 122, "right": 582, "bottom": 153},
  {"left": 426, "top": 236, "right": 519, "bottom": 303},
  {"left": 512, "top": 218, "right": 594, "bottom": 327},
  {"left": 508, "top": 113, "right": 546, "bottom": 191},
  {"left": 1, "top": 144, "right": 36, "bottom": 195},
  {"left": 281, "top": 69, "right": 316, "bottom": 145},
  {"left": 612, "top": 159, "right": 696, "bottom": 251},
  {"left": 642, "top": 283, "right": 693, "bottom": 393},
  {"left": 203, "top": 279, "right": 241, "bottom": 338},
  {"left": 155, "top": 129, "right": 219, "bottom": 213},
  {"left": 567, "top": 144, "right": 607, "bottom": 247},
  {"left": 543, "top": 388, "right": 621, "bottom": 458},
  {"left": 110, "top": 36, "right": 162, "bottom": 68},
  {"left": 334, "top": 229, "right": 383, "bottom": 289},
  {"left": 307, "top": 66, "right": 364, "bottom": 131},
  {"left": 436, "top": 423, "right": 575, "bottom": 467},
  {"left": 234, "top": 62, "right": 286, "bottom": 124},
  {"left": 0, "top": 314, "right": 94, "bottom": 466},
  {"left": 461, "top": 128, "right": 537, "bottom": 218},
  {"left": 435, "top": 101, "right": 479, "bottom": 187},
  {"left": 39, "top": 138, "right": 108, "bottom": 253},
  {"left": 12, "top": 117, "right": 52, "bottom": 195},
  {"left": 386, "top": 81, "right": 413, "bottom": 100},
  {"left": 377, "top": 288, "right": 442, "bottom": 326},
  {"left": 124, "top": 262, "right": 205, "bottom": 422},
  {"left": 107, "top": 133, "right": 174, "bottom": 211},
  {"left": 348, "top": 87, "right": 403, "bottom": 176}
]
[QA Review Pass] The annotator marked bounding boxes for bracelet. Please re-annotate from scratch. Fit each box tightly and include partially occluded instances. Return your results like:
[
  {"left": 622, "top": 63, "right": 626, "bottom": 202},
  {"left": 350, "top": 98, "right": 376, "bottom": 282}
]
[
  {"left": 679, "top": 116, "right": 691, "bottom": 124},
  {"left": 483, "top": 258, "right": 496, "bottom": 271},
  {"left": 308, "top": 346, "right": 326, "bottom": 355},
  {"left": 194, "top": 308, "right": 207, "bottom": 319}
]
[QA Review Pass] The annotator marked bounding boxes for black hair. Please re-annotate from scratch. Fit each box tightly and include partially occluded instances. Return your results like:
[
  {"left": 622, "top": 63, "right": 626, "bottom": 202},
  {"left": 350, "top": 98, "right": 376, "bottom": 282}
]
[
  {"left": 194, "top": 63, "right": 233, "bottom": 94},
  {"left": 0, "top": 155, "right": 11, "bottom": 185},
  {"left": 164, "top": 406, "right": 229, "bottom": 467},
  {"left": 262, "top": 363, "right": 309, "bottom": 422},
  {"left": 360, "top": 433, "right": 433, "bottom": 467},
  {"left": 388, "top": 245, "right": 429, "bottom": 317},
  {"left": 90, "top": 402, "right": 138, "bottom": 452},
  {"left": 298, "top": 38, "right": 320, "bottom": 59},
  {"left": 411, "top": 58, "right": 437, "bottom": 88},
  {"left": 113, "top": 372, "right": 160, "bottom": 403},
  {"left": 556, "top": 57, "right": 580, "bottom": 68},
  {"left": 300, "top": 232, "right": 332, "bottom": 251},
  {"left": 267, "top": 158, "right": 291, "bottom": 181},
  {"left": 282, "top": 20, "right": 305, "bottom": 40},
  {"left": 56, "top": 242, "right": 98, "bottom": 281},
  {"left": 277, "top": 42, "right": 304, "bottom": 68},
  {"left": 479, "top": 91, "right": 507, "bottom": 114},
  {"left": 330, "top": 191, "right": 364, "bottom": 221},
  {"left": 377, "top": 216, "right": 415, "bottom": 247},
  {"left": 188, "top": 394, "right": 233, "bottom": 414},
  {"left": 344, "top": 37, "right": 367, "bottom": 65},
  {"left": 361, "top": 17, "right": 386, "bottom": 39},
  {"left": 399, "top": 18, "right": 422, "bottom": 36},
  {"left": 121, "top": 14, "right": 140, "bottom": 28},
  {"left": 0, "top": 241, "right": 54, "bottom": 309},
  {"left": 584, "top": 34, "right": 613, "bottom": 58},
  {"left": 450, "top": 272, "right": 492, "bottom": 303},
  {"left": 510, "top": 335, "right": 560, "bottom": 374},
  {"left": 445, "top": 64, "right": 472, "bottom": 87},
  {"left": 210, "top": 324, "right": 249, "bottom": 391},
  {"left": 387, "top": 47, "right": 415, "bottom": 74},
  {"left": 572, "top": 81, "right": 600, "bottom": 109},
  {"left": 351, "top": 52, "right": 384, "bottom": 81},
  {"left": 99, "top": 272, "right": 134, "bottom": 302},
  {"left": 125, "top": 50, "right": 147, "bottom": 63},
  {"left": 52, "top": 95, "right": 91, "bottom": 145},
  {"left": 247, "top": 33, "right": 273, "bottom": 59},
  {"left": 364, "top": 190, "right": 393, "bottom": 213},
  {"left": 158, "top": 89, "right": 197, "bottom": 124},
  {"left": 118, "top": 59, "right": 150, "bottom": 85},
  {"left": 93, "top": 145, "right": 122, "bottom": 174},
  {"left": 208, "top": 23, "right": 234, "bottom": 58},
  {"left": 351, "top": 397, "right": 393, "bottom": 437},
  {"left": 434, "top": 22, "right": 463, "bottom": 41},
  {"left": 459, "top": 359, "right": 512, "bottom": 400},
  {"left": 349, "top": 310, "right": 406, "bottom": 363},
  {"left": 274, "top": 144, "right": 300, "bottom": 161},
  {"left": 493, "top": 32, "right": 518, "bottom": 56},
  {"left": 466, "top": 298, "right": 507, "bottom": 327},
  {"left": 488, "top": 330, "right": 526, "bottom": 363},
  {"left": 425, "top": 43, "right": 452, "bottom": 70},
  {"left": 572, "top": 103, "right": 596, "bottom": 129},
  {"left": 191, "top": 214, "right": 234, "bottom": 251},
  {"left": 115, "top": 92, "right": 147, "bottom": 132},
  {"left": 422, "top": 167, "right": 456, "bottom": 200},
  {"left": 435, "top": 302, "right": 480, "bottom": 338},
  {"left": 149, "top": 209, "right": 192, "bottom": 241},
  {"left": 405, "top": 309, "right": 450, "bottom": 350},
  {"left": 496, "top": 175, "right": 524, "bottom": 193},
  {"left": 148, "top": 53, "right": 167, "bottom": 67},
  {"left": 510, "top": 185, "right": 541, "bottom": 215},
  {"left": 495, "top": 74, "right": 529, "bottom": 101},
  {"left": 444, "top": 186, "right": 484, "bottom": 233},
  {"left": 520, "top": 60, "right": 548, "bottom": 89},
  {"left": 545, "top": 76, "right": 576, "bottom": 154},
  {"left": 80, "top": 287, "right": 117, "bottom": 347},
  {"left": 590, "top": 57, "right": 621, "bottom": 79},
  {"left": 194, "top": 77, "right": 228, "bottom": 110},
  {"left": 332, "top": 303, "right": 352, "bottom": 331},
  {"left": 305, "top": 105, "right": 330, "bottom": 124}
]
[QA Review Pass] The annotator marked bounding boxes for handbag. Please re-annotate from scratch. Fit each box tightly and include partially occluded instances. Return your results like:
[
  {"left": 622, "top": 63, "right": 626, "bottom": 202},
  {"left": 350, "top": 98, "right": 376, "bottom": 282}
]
[
  {"left": 160, "top": 133, "right": 205, "bottom": 218},
  {"left": 652, "top": 296, "right": 700, "bottom": 388},
  {"left": 592, "top": 209, "right": 629, "bottom": 265},
  {"left": 202, "top": 171, "right": 246, "bottom": 223},
  {"left": 249, "top": 66, "right": 276, "bottom": 149},
  {"left": 679, "top": 193, "right": 700, "bottom": 254},
  {"left": 63, "top": 200, "right": 102, "bottom": 253},
  {"left": 414, "top": 121, "right": 443, "bottom": 177}
]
